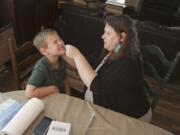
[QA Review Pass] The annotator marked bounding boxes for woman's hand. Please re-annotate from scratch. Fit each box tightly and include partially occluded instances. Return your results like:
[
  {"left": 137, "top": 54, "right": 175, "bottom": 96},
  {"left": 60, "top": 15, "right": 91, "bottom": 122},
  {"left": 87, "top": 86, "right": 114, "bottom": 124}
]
[
  {"left": 65, "top": 45, "right": 96, "bottom": 87},
  {"left": 65, "top": 45, "right": 80, "bottom": 60}
]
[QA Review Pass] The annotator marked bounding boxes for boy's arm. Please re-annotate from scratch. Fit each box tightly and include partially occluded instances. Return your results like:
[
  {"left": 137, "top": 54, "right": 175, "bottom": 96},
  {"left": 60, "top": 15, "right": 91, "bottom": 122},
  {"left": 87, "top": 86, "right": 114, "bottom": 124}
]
[
  {"left": 64, "top": 76, "right": 71, "bottom": 95},
  {"left": 25, "top": 84, "right": 59, "bottom": 99}
]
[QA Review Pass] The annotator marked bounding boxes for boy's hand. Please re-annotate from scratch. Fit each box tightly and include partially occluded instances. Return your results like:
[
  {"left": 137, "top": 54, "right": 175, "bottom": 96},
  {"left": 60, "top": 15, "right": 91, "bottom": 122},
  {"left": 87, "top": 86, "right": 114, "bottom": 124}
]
[{"left": 49, "top": 85, "right": 59, "bottom": 92}]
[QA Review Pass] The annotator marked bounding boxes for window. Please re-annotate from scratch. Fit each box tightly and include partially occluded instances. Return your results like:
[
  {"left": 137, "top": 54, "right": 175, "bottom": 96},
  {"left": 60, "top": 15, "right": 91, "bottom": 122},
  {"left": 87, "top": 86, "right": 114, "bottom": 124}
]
[{"left": 106, "top": 0, "right": 126, "bottom": 7}]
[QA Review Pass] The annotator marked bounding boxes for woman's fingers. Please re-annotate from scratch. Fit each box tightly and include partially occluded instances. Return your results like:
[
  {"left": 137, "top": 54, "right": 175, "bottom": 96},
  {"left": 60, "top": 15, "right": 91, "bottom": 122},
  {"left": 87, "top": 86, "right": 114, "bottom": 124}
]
[{"left": 65, "top": 45, "right": 78, "bottom": 59}]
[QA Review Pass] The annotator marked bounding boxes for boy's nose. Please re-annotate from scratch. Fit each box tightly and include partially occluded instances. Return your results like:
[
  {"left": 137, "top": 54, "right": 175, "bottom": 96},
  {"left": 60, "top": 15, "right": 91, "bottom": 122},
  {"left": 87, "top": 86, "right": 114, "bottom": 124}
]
[{"left": 58, "top": 41, "right": 64, "bottom": 46}]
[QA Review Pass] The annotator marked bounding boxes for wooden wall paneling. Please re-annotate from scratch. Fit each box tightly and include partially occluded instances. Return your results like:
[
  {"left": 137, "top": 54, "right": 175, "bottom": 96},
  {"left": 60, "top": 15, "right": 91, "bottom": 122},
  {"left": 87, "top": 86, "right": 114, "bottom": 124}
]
[
  {"left": 0, "top": 0, "right": 11, "bottom": 27},
  {"left": 8, "top": 0, "right": 58, "bottom": 46},
  {"left": 39, "top": 0, "right": 58, "bottom": 29},
  {"left": 9, "top": 0, "right": 38, "bottom": 45}
]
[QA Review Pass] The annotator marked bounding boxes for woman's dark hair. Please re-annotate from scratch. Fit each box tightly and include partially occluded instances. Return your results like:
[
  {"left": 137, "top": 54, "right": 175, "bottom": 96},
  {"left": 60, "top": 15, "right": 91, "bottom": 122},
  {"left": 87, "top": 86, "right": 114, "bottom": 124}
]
[{"left": 104, "top": 13, "right": 141, "bottom": 60}]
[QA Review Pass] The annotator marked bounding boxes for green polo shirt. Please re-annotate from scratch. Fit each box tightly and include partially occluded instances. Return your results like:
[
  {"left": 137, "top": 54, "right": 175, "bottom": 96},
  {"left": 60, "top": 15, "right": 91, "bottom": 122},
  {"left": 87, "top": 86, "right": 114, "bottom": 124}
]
[{"left": 27, "top": 56, "right": 66, "bottom": 93}]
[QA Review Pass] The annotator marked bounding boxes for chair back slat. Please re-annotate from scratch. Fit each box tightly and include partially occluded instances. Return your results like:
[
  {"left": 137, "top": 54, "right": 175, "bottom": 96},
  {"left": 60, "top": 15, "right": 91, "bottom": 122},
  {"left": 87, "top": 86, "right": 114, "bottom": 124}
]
[
  {"left": 8, "top": 38, "right": 41, "bottom": 90},
  {"left": 141, "top": 45, "right": 180, "bottom": 110},
  {"left": 18, "top": 53, "right": 41, "bottom": 72},
  {"left": 142, "top": 45, "right": 171, "bottom": 67}
]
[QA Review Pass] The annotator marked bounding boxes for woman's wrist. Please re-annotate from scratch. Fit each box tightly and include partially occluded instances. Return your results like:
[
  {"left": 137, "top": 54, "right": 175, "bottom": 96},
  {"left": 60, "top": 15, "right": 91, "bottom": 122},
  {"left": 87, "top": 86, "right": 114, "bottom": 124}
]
[{"left": 74, "top": 52, "right": 84, "bottom": 63}]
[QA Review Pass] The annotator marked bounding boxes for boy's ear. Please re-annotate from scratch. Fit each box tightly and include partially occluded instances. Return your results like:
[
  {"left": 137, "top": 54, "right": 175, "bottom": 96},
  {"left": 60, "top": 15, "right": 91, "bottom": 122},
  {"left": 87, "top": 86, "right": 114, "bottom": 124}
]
[
  {"left": 39, "top": 47, "right": 47, "bottom": 55},
  {"left": 119, "top": 32, "right": 126, "bottom": 42}
]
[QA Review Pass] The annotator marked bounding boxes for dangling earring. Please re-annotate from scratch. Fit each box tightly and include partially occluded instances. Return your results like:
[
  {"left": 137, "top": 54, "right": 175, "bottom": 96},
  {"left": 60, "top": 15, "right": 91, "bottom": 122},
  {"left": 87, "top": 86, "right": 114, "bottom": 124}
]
[{"left": 114, "top": 43, "right": 121, "bottom": 53}]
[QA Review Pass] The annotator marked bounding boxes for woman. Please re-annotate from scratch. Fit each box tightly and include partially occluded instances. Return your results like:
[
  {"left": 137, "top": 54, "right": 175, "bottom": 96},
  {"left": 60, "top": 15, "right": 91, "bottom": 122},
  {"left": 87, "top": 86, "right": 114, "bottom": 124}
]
[{"left": 65, "top": 14, "right": 152, "bottom": 122}]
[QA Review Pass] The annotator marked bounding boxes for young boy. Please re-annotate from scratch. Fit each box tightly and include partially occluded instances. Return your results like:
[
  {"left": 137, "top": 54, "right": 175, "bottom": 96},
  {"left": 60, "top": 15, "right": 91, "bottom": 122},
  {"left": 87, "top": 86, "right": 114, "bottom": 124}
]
[{"left": 25, "top": 29, "right": 70, "bottom": 99}]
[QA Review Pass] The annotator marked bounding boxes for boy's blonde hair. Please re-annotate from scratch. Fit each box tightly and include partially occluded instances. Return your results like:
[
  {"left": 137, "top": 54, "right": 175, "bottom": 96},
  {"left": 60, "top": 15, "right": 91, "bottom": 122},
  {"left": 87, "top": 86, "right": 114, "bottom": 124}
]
[{"left": 33, "top": 29, "right": 57, "bottom": 50}]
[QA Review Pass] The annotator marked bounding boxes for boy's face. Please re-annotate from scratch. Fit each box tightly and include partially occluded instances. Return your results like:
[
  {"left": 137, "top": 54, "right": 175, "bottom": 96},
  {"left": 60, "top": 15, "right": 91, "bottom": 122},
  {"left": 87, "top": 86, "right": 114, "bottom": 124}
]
[{"left": 43, "top": 33, "right": 65, "bottom": 56}]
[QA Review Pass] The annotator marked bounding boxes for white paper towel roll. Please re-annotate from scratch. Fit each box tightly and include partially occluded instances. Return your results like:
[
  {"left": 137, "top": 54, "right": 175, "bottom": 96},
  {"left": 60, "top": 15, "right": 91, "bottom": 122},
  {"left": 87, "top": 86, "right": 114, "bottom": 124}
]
[{"left": 1, "top": 98, "right": 45, "bottom": 135}]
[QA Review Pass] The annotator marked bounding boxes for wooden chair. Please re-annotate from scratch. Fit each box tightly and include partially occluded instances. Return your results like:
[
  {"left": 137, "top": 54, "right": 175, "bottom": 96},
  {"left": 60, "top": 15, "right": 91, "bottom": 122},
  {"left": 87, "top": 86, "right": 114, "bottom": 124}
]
[
  {"left": 141, "top": 45, "right": 180, "bottom": 109},
  {"left": 8, "top": 38, "right": 41, "bottom": 90}
]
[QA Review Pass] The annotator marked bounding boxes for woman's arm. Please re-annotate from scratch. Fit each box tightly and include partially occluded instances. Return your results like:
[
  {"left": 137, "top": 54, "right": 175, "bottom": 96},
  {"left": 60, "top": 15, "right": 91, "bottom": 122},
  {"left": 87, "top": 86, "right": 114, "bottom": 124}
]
[
  {"left": 62, "top": 55, "right": 76, "bottom": 69},
  {"left": 65, "top": 45, "right": 97, "bottom": 88}
]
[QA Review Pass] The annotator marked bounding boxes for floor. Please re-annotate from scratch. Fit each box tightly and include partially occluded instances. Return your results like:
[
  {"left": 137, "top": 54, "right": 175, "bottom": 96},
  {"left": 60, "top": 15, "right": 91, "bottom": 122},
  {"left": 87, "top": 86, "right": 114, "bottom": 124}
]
[
  {"left": 149, "top": 78, "right": 180, "bottom": 135},
  {"left": 0, "top": 66, "right": 180, "bottom": 135}
]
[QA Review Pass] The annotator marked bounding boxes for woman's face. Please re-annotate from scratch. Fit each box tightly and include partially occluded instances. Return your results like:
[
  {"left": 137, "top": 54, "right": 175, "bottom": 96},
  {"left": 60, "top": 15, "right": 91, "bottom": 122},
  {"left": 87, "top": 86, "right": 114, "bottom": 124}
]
[{"left": 102, "top": 23, "right": 120, "bottom": 52}]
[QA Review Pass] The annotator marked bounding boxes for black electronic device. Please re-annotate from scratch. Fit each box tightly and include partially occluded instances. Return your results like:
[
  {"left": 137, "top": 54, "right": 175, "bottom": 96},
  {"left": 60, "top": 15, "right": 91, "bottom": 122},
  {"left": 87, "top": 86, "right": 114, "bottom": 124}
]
[{"left": 31, "top": 116, "right": 53, "bottom": 135}]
